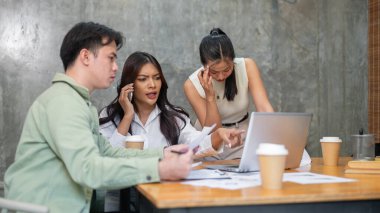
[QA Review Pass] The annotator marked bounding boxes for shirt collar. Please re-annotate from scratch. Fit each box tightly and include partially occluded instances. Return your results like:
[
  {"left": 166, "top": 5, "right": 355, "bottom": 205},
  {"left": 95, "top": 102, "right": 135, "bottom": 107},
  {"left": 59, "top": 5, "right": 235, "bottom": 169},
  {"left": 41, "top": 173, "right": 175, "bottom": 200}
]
[
  {"left": 52, "top": 73, "right": 91, "bottom": 101},
  {"left": 133, "top": 105, "right": 161, "bottom": 126}
]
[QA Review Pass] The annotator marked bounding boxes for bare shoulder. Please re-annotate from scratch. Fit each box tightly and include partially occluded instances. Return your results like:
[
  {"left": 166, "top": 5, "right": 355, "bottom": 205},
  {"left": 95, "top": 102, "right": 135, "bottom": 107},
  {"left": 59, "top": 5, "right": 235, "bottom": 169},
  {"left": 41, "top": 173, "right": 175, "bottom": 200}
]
[
  {"left": 243, "top": 57, "right": 260, "bottom": 77},
  {"left": 244, "top": 57, "right": 258, "bottom": 68},
  {"left": 183, "top": 78, "right": 193, "bottom": 90}
]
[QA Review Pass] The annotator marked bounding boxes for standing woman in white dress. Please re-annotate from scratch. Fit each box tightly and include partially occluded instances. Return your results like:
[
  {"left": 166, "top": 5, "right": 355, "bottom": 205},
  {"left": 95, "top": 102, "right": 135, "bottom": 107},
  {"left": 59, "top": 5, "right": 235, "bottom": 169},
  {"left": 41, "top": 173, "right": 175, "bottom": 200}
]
[
  {"left": 183, "top": 28, "right": 274, "bottom": 160},
  {"left": 184, "top": 28, "right": 310, "bottom": 162}
]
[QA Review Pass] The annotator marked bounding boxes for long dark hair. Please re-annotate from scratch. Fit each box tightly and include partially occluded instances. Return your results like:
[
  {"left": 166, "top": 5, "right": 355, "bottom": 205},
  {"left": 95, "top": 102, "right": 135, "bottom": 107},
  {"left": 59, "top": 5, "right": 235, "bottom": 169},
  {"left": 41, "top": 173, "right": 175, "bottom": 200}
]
[
  {"left": 99, "top": 51, "right": 189, "bottom": 145},
  {"left": 199, "top": 28, "right": 237, "bottom": 101}
]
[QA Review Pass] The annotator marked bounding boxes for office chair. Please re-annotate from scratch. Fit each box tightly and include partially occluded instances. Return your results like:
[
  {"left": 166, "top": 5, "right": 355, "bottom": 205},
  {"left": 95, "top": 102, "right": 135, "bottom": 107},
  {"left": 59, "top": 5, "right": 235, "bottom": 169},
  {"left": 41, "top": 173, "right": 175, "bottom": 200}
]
[{"left": 0, "top": 197, "right": 49, "bottom": 213}]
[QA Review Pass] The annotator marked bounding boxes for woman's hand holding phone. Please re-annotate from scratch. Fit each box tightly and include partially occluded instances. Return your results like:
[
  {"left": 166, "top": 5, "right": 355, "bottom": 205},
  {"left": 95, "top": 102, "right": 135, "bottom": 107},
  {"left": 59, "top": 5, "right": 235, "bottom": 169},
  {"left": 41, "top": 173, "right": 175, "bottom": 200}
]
[
  {"left": 119, "top": 83, "right": 135, "bottom": 118},
  {"left": 128, "top": 91, "right": 133, "bottom": 101}
]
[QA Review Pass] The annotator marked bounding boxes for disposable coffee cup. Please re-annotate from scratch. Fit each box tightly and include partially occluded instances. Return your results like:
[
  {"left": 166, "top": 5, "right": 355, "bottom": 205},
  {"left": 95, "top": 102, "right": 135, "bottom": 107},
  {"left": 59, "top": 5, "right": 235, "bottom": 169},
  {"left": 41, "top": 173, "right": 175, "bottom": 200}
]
[
  {"left": 256, "top": 143, "right": 288, "bottom": 190},
  {"left": 123, "top": 135, "right": 144, "bottom": 150},
  {"left": 320, "top": 137, "right": 342, "bottom": 166}
]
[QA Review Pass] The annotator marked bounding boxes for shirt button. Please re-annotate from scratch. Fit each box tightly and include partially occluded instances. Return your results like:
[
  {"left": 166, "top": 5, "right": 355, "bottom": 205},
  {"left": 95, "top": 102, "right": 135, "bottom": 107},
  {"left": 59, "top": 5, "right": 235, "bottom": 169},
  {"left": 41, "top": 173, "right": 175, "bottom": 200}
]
[{"left": 146, "top": 175, "right": 152, "bottom": 181}]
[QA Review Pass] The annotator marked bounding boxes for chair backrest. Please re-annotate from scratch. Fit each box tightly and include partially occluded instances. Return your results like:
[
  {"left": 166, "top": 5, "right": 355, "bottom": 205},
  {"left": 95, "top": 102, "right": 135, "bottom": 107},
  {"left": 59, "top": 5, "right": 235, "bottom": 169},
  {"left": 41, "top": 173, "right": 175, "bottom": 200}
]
[{"left": 0, "top": 197, "right": 49, "bottom": 213}]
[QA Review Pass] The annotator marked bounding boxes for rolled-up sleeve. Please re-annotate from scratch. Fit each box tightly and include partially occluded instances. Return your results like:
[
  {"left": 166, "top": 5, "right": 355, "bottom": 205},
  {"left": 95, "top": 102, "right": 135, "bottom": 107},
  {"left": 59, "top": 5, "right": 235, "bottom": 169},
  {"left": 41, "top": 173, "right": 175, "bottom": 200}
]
[
  {"left": 99, "top": 110, "right": 128, "bottom": 148},
  {"left": 44, "top": 95, "right": 162, "bottom": 190},
  {"left": 178, "top": 117, "right": 223, "bottom": 156}
]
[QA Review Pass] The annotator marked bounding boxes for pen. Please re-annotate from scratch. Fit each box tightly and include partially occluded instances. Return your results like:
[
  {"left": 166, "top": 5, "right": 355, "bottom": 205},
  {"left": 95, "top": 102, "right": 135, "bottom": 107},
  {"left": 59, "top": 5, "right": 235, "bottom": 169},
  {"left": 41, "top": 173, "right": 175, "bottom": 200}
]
[
  {"left": 171, "top": 150, "right": 186, "bottom": 155},
  {"left": 192, "top": 161, "right": 202, "bottom": 168}
]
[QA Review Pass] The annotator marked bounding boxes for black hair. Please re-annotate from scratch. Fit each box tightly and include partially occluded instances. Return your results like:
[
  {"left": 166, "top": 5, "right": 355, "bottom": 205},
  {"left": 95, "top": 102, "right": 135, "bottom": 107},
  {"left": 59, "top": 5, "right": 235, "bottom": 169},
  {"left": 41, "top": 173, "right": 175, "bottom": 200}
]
[
  {"left": 199, "top": 28, "right": 237, "bottom": 101},
  {"left": 99, "top": 51, "right": 189, "bottom": 146},
  {"left": 60, "top": 22, "right": 124, "bottom": 70}
]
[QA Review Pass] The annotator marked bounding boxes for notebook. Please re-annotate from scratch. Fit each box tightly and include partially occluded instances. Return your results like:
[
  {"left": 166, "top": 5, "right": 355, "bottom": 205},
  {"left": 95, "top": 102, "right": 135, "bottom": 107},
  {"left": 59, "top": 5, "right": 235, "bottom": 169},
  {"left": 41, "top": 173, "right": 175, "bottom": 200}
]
[{"left": 206, "top": 112, "right": 313, "bottom": 172}]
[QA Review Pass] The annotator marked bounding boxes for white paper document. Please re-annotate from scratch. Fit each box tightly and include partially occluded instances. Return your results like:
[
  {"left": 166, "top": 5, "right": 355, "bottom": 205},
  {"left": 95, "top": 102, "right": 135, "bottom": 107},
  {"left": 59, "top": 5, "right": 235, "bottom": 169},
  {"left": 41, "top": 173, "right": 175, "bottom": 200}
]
[
  {"left": 283, "top": 172, "right": 356, "bottom": 184},
  {"left": 185, "top": 169, "right": 230, "bottom": 180},
  {"left": 182, "top": 171, "right": 355, "bottom": 190},
  {"left": 228, "top": 171, "right": 261, "bottom": 180},
  {"left": 182, "top": 178, "right": 261, "bottom": 190},
  {"left": 188, "top": 124, "right": 216, "bottom": 149},
  {"left": 183, "top": 170, "right": 261, "bottom": 190}
]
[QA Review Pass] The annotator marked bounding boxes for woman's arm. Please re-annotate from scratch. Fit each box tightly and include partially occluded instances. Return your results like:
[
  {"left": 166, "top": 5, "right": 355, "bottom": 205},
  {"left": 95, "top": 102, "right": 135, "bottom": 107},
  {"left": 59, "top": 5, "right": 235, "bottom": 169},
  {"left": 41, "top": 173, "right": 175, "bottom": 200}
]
[
  {"left": 99, "top": 111, "right": 129, "bottom": 148},
  {"left": 245, "top": 58, "right": 274, "bottom": 112},
  {"left": 183, "top": 71, "right": 222, "bottom": 129},
  {"left": 178, "top": 117, "right": 243, "bottom": 153},
  {"left": 99, "top": 84, "right": 135, "bottom": 147},
  {"left": 116, "top": 84, "right": 135, "bottom": 135},
  {"left": 115, "top": 114, "right": 133, "bottom": 136}
]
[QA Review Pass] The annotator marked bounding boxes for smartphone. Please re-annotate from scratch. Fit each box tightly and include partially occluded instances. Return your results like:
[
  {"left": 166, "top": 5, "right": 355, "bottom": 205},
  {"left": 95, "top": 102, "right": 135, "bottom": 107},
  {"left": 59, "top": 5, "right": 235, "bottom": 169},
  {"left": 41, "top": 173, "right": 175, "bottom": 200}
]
[{"left": 128, "top": 92, "right": 133, "bottom": 101}]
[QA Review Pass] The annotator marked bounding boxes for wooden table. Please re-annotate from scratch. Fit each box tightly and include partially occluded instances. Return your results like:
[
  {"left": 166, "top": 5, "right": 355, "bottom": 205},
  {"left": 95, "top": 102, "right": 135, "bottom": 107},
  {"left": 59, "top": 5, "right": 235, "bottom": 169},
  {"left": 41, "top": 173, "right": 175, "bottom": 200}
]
[{"left": 136, "top": 157, "right": 380, "bottom": 213}]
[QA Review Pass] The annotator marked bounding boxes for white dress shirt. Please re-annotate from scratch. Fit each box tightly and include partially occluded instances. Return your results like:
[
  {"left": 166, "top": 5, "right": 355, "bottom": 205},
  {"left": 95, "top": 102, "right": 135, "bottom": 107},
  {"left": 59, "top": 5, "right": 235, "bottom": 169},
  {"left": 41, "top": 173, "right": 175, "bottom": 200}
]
[
  {"left": 100, "top": 106, "right": 222, "bottom": 212},
  {"left": 99, "top": 106, "right": 221, "bottom": 155}
]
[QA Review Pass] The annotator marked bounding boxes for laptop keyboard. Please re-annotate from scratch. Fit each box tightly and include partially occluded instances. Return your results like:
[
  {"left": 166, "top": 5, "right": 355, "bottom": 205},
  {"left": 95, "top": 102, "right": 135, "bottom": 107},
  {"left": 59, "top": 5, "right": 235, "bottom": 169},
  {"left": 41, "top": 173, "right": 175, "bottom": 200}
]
[{"left": 205, "top": 165, "right": 251, "bottom": 173}]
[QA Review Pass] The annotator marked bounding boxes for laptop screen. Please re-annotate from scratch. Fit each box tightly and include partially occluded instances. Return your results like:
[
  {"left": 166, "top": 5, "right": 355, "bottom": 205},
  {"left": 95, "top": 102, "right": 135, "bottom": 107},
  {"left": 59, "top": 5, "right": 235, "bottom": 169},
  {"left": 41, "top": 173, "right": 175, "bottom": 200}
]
[{"left": 239, "top": 112, "right": 312, "bottom": 172}]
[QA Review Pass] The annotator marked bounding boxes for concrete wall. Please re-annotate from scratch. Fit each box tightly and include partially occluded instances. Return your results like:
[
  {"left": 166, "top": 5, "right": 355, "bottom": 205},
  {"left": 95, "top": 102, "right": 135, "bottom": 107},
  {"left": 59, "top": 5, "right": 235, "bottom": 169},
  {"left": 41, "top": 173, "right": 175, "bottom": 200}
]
[{"left": 0, "top": 0, "right": 368, "bottom": 179}]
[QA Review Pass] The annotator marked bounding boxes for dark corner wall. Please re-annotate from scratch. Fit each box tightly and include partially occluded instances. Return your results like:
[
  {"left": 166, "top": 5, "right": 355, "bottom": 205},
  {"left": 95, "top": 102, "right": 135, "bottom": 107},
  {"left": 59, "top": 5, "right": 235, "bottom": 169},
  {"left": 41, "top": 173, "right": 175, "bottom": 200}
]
[{"left": 0, "top": 0, "right": 368, "bottom": 179}]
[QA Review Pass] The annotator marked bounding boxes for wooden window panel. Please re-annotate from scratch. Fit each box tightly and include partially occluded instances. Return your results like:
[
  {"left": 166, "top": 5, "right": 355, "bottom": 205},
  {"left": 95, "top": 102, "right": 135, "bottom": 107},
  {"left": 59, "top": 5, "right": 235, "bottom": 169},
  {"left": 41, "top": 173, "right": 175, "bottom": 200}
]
[{"left": 369, "top": 0, "right": 380, "bottom": 145}]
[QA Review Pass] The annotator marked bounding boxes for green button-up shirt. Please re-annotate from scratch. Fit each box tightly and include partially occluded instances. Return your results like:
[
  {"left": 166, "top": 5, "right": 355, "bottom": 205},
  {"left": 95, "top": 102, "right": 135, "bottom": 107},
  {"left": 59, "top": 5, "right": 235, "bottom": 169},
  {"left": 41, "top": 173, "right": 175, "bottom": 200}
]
[{"left": 4, "top": 73, "right": 163, "bottom": 213}]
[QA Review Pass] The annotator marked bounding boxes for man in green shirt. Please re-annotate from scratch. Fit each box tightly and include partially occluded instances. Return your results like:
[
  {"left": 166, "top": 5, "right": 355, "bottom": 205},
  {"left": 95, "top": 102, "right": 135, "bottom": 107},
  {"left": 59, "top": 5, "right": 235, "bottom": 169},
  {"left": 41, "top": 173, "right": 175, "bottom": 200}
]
[{"left": 4, "top": 22, "right": 193, "bottom": 213}]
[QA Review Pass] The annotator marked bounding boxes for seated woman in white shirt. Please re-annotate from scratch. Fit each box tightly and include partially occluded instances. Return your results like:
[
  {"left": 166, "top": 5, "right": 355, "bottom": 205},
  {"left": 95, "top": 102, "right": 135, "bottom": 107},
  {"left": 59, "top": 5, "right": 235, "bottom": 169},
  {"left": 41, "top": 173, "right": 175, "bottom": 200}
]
[
  {"left": 99, "top": 51, "right": 244, "bottom": 212},
  {"left": 99, "top": 51, "right": 243, "bottom": 155}
]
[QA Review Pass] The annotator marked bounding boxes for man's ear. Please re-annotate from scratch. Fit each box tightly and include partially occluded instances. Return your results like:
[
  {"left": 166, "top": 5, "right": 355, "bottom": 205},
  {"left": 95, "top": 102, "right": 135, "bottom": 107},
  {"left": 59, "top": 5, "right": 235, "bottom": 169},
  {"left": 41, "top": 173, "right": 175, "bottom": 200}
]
[{"left": 79, "top": 48, "right": 91, "bottom": 66}]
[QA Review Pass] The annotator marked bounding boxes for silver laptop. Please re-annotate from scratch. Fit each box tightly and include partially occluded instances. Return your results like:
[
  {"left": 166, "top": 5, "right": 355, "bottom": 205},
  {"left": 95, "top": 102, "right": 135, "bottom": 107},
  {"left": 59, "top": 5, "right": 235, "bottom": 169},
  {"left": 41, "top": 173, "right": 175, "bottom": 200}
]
[{"left": 206, "top": 112, "right": 312, "bottom": 172}]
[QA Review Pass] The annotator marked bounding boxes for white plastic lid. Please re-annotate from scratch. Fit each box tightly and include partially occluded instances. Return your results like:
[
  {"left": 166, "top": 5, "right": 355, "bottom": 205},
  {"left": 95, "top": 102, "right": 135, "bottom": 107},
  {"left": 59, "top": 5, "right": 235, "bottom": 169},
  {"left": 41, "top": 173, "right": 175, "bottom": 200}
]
[
  {"left": 256, "top": 143, "right": 288, "bottom": 156},
  {"left": 320, "top": 137, "right": 342, "bottom": 143},
  {"left": 125, "top": 135, "right": 145, "bottom": 142}
]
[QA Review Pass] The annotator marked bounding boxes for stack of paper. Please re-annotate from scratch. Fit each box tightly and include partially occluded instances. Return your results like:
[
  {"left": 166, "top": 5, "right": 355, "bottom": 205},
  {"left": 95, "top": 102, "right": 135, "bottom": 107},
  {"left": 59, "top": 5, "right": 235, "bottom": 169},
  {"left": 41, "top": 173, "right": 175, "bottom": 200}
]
[
  {"left": 188, "top": 124, "right": 216, "bottom": 150},
  {"left": 345, "top": 159, "right": 380, "bottom": 174},
  {"left": 182, "top": 171, "right": 355, "bottom": 190}
]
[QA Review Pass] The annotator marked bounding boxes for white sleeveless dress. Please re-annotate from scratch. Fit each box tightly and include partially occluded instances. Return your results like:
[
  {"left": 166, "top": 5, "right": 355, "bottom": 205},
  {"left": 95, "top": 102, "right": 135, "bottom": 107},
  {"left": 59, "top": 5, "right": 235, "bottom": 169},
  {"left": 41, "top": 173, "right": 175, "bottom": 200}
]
[
  {"left": 189, "top": 58, "right": 311, "bottom": 165},
  {"left": 189, "top": 58, "right": 249, "bottom": 159}
]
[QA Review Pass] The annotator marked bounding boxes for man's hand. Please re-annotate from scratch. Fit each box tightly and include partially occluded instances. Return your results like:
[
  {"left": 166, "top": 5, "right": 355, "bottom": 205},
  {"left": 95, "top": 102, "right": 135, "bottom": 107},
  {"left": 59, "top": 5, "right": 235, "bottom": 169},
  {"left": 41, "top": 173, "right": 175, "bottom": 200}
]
[{"left": 158, "top": 144, "right": 193, "bottom": 181}]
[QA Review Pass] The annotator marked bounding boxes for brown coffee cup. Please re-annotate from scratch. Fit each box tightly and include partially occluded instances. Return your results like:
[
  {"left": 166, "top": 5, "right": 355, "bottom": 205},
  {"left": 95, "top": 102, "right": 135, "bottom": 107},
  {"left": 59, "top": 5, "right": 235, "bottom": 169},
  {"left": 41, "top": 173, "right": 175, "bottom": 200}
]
[
  {"left": 320, "top": 137, "right": 342, "bottom": 166},
  {"left": 123, "top": 135, "right": 144, "bottom": 150},
  {"left": 256, "top": 143, "right": 288, "bottom": 190}
]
